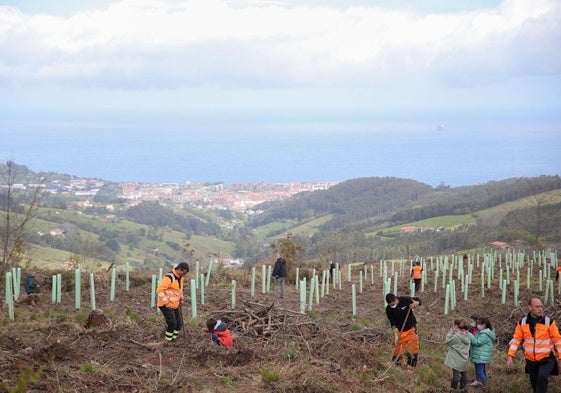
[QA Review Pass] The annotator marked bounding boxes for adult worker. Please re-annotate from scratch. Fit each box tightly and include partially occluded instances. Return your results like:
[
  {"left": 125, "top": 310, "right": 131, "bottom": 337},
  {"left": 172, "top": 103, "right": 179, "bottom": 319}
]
[
  {"left": 410, "top": 260, "right": 423, "bottom": 293},
  {"left": 385, "top": 292, "right": 422, "bottom": 370},
  {"left": 272, "top": 253, "right": 287, "bottom": 299},
  {"left": 507, "top": 295, "right": 561, "bottom": 393},
  {"left": 556, "top": 265, "right": 561, "bottom": 281},
  {"left": 156, "top": 262, "right": 190, "bottom": 342}
]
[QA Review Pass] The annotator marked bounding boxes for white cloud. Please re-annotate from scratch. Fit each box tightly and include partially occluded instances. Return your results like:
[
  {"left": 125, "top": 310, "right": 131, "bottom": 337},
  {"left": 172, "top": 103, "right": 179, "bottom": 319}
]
[{"left": 0, "top": 0, "right": 560, "bottom": 89}]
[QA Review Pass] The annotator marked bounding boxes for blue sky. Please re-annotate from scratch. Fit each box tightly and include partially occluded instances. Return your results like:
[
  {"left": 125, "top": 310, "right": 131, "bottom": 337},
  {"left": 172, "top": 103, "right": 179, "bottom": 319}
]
[{"left": 0, "top": 1, "right": 560, "bottom": 185}]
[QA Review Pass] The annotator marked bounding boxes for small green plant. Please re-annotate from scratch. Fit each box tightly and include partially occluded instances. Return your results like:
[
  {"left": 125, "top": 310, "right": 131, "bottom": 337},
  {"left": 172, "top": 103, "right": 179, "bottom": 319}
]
[
  {"left": 75, "top": 312, "right": 88, "bottom": 325},
  {"left": 0, "top": 365, "right": 42, "bottom": 393},
  {"left": 125, "top": 307, "right": 139, "bottom": 321},
  {"left": 55, "top": 313, "right": 68, "bottom": 323},
  {"left": 82, "top": 363, "right": 95, "bottom": 373},
  {"left": 42, "top": 310, "right": 51, "bottom": 318},
  {"left": 260, "top": 366, "right": 282, "bottom": 384},
  {"left": 81, "top": 362, "right": 104, "bottom": 374},
  {"left": 350, "top": 323, "right": 362, "bottom": 331},
  {"left": 220, "top": 375, "right": 234, "bottom": 387},
  {"left": 283, "top": 348, "right": 298, "bottom": 362}
]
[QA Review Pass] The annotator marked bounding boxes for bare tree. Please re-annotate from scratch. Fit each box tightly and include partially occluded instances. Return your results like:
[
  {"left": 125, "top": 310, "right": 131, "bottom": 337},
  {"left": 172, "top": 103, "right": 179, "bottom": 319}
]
[
  {"left": 0, "top": 161, "right": 44, "bottom": 274},
  {"left": 507, "top": 177, "right": 561, "bottom": 248}
]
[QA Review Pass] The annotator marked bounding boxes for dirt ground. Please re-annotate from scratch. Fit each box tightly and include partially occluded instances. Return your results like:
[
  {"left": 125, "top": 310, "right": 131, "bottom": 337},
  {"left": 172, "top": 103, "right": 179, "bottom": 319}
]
[{"left": 1, "top": 268, "right": 560, "bottom": 393}]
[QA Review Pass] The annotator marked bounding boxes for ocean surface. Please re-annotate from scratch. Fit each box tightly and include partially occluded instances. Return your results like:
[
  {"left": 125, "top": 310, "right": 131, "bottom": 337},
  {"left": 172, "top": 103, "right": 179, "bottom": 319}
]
[{"left": 1, "top": 127, "right": 560, "bottom": 187}]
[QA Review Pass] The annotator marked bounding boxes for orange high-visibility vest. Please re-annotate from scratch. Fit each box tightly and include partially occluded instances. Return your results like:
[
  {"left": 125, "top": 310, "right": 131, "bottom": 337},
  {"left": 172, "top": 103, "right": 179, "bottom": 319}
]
[
  {"left": 508, "top": 316, "right": 561, "bottom": 362},
  {"left": 156, "top": 269, "right": 185, "bottom": 309},
  {"left": 411, "top": 265, "right": 422, "bottom": 280}
]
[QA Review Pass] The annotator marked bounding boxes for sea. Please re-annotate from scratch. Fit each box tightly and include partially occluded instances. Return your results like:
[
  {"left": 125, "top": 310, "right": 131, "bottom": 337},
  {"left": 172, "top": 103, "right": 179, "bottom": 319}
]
[{"left": 1, "top": 126, "right": 560, "bottom": 187}]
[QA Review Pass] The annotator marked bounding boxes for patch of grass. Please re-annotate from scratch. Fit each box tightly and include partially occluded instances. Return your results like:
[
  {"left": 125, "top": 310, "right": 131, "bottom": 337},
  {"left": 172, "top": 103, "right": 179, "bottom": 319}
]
[
  {"left": 0, "top": 365, "right": 42, "bottom": 393},
  {"left": 55, "top": 313, "right": 68, "bottom": 323},
  {"left": 75, "top": 312, "right": 88, "bottom": 325},
  {"left": 125, "top": 307, "right": 140, "bottom": 321},
  {"left": 81, "top": 362, "right": 104, "bottom": 374},
  {"left": 350, "top": 323, "right": 363, "bottom": 331},
  {"left": 220, "top": 375, "right": 234, "bottom": 387},
  {"left": 282, "top": 348, "right": 298, "bottom": 362},
  {"left": 260, "top": 366, "right": 282, "bottom": 384}
]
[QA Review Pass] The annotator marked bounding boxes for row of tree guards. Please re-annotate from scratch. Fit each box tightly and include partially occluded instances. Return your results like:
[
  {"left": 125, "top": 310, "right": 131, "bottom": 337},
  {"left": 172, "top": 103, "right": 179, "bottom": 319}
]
[{"left": 3, "top": 250, "right": 559, "bottom": 321}]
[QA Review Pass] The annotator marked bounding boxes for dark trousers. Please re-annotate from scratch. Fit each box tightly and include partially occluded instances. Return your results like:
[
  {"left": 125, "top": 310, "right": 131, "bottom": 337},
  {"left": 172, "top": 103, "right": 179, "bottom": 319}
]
[
  {"left": 451, "top": 369, "right": 467, "bottom": 390},
  {"left": 526, "top": 357, "right": 556, "bottom": 393},
  {"left": 159, "top": 306, "right": 183, "bottom": 333},
  {"left": 414, "top": 279, "right": 421, "bottom": 292}
]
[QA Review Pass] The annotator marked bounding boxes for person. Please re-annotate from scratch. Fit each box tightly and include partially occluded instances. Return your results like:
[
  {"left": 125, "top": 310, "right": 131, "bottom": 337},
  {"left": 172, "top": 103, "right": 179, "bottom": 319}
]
[
  {"left": 410, "top": 259, "right": 423, "bottom": 293},
  {"left": 385, "top": 292, "right": 422, "bottom": 370},
  {"left": 156, "top": 262, "right": 190, "bottom": 342},
  {"left": 556, "top": 265, "right": 561, "bottom": 281},
  {"left": 507, "top": 295, "right": 561, "bottom": 393},
  {"left": 469, "top": 316, "right": 495, "bottom": 388},
  {"left": 272, "top": 253, "right": 287, "bottom": 298},
  {"left": 468, "top": 314, "right": 479, "bottom": 336},
  {"left": 24, "top": 273, "right": 37, "bottom": 295},
  {"left": 329, "top": 261, "right": 336, "bottom": 279},
  {"left": 205, "top": 318, "right": 234, "bottom": 347},
  {"left": 444, "top": 318, "right": 471, "bottom": 392}
]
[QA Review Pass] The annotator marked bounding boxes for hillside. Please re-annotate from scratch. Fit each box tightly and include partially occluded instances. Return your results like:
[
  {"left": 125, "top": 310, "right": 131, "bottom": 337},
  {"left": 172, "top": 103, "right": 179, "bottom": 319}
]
[
  {"left": 249, "top": 176, "right": 561, "bottom": 264},
  {"left": 1, "top": 162, "right": 560, "bottom": 271},
  {"left": 2, "top": 258, "right": 560, "bottom": 393}
]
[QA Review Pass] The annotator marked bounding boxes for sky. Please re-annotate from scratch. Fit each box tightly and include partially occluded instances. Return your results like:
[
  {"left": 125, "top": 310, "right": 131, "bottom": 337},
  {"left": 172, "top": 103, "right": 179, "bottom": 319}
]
[{"left": 0, "top": 0, "right": 560, "bottom": 185}]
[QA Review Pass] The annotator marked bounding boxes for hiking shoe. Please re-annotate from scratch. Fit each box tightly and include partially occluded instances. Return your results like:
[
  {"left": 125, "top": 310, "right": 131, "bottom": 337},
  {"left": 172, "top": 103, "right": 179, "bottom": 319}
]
[{"left": 470, "top": 380, "right": 482, "bottom": 386}]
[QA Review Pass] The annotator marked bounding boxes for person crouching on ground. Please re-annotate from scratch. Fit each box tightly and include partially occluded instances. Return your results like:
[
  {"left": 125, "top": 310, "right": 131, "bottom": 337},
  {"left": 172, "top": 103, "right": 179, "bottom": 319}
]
[
  {"left": 445, "top": 318, "right": 471, "bottom": 392},
  {"left": 385, "top": 292, "right": 421, "bottom": 370},
  {"left": 205, "top": 318, "right": 234, "bottom": 347}
]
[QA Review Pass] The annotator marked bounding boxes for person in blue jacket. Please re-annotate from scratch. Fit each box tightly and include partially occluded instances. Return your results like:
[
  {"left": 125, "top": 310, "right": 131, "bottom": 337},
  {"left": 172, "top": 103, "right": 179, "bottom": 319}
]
[{"left": 468, "top": 316, "right": 496, "bottom": 388}]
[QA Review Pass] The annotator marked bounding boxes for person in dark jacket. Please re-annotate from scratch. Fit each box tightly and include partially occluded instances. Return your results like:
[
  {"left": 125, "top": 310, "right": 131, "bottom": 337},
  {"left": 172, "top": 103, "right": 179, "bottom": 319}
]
[
  {"left": 272, "top": 253, "right": 287, "bottom": 298},
  {"left": 205, "top": 318, "right": 234, "bottom": 347},
  {"left": 329, "top": 261, "right": 336, "bottom": 279},
  {"left": 385, "top": 292, "right": 422, "bottom": 370},
  {"left": 24, "top": 273, "right": 37, "bottom": 295}
]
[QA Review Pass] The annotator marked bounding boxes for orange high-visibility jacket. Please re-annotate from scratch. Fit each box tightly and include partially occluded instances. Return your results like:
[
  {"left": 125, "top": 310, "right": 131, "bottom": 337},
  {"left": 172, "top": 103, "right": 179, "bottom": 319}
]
[
  {"left": 156, "top": 269, "right": 185, "bottom": 309},
  {"left": 508, "top": 316, "right": 561, "bottom": 362},
  {"left": 411, "top": 265, "right": 423, "bottom": 280}
]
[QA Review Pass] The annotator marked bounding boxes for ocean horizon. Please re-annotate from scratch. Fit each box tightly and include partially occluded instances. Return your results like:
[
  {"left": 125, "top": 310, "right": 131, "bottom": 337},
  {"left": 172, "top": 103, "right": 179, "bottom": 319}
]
[{"left": 2, "top": 126, "right": 560, "bottom": 187}]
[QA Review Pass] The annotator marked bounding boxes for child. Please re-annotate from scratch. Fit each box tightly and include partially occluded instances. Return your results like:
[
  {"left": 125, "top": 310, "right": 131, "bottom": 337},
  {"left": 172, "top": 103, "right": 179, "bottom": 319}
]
[
  {"left": 444, "top": 318, "right": 471, "bottom": 392},
  {"left": 468, "top": 316, "right": 495, "bottom": 387},
  {"left": 468, "top": 314, "right": 479, "bottom": 336},
  {"left": 205, "top": 318, "right": 234, "bottom": 348}
]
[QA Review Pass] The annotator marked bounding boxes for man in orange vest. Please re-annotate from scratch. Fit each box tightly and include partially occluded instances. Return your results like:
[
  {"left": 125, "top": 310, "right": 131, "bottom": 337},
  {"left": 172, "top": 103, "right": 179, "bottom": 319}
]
[
  {"left": 507, "top": 295, "right": 561, "bottom": 393},
  {"left": 556, "top": 265, "right": 561, "bottom": 281},
  {"left": 386, "top": 292, "right": 421, "bottom": 370},
  {"left": 156, "top": 262, "right": 190, "bottom": 342},
  {"left": 411, "top": 257, "right": 423, "bottom": 293}
]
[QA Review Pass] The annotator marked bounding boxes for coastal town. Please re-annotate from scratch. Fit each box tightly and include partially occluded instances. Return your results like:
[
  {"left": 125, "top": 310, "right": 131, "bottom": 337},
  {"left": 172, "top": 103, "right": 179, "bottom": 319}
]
[{"left": 41, "top": 176, "right": 339, "bottom": 212}]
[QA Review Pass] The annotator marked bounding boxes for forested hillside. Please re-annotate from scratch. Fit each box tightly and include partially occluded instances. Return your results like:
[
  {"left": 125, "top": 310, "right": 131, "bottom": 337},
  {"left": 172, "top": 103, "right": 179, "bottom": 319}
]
[
  {"left": 1, "top": 161, "right": 560, "bottom": 272},
  {"left": 246, "top": 175, "right": 561, "bottom": 264},
  {"left": 251, "top": 177, "right": 433, "bottom": 229}
]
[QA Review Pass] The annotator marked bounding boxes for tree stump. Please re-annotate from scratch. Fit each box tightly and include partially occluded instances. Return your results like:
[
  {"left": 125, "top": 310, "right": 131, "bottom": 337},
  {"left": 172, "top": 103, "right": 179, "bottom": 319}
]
[{"left": 84, "top": 310, "right": 112, "bottom": 329}]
